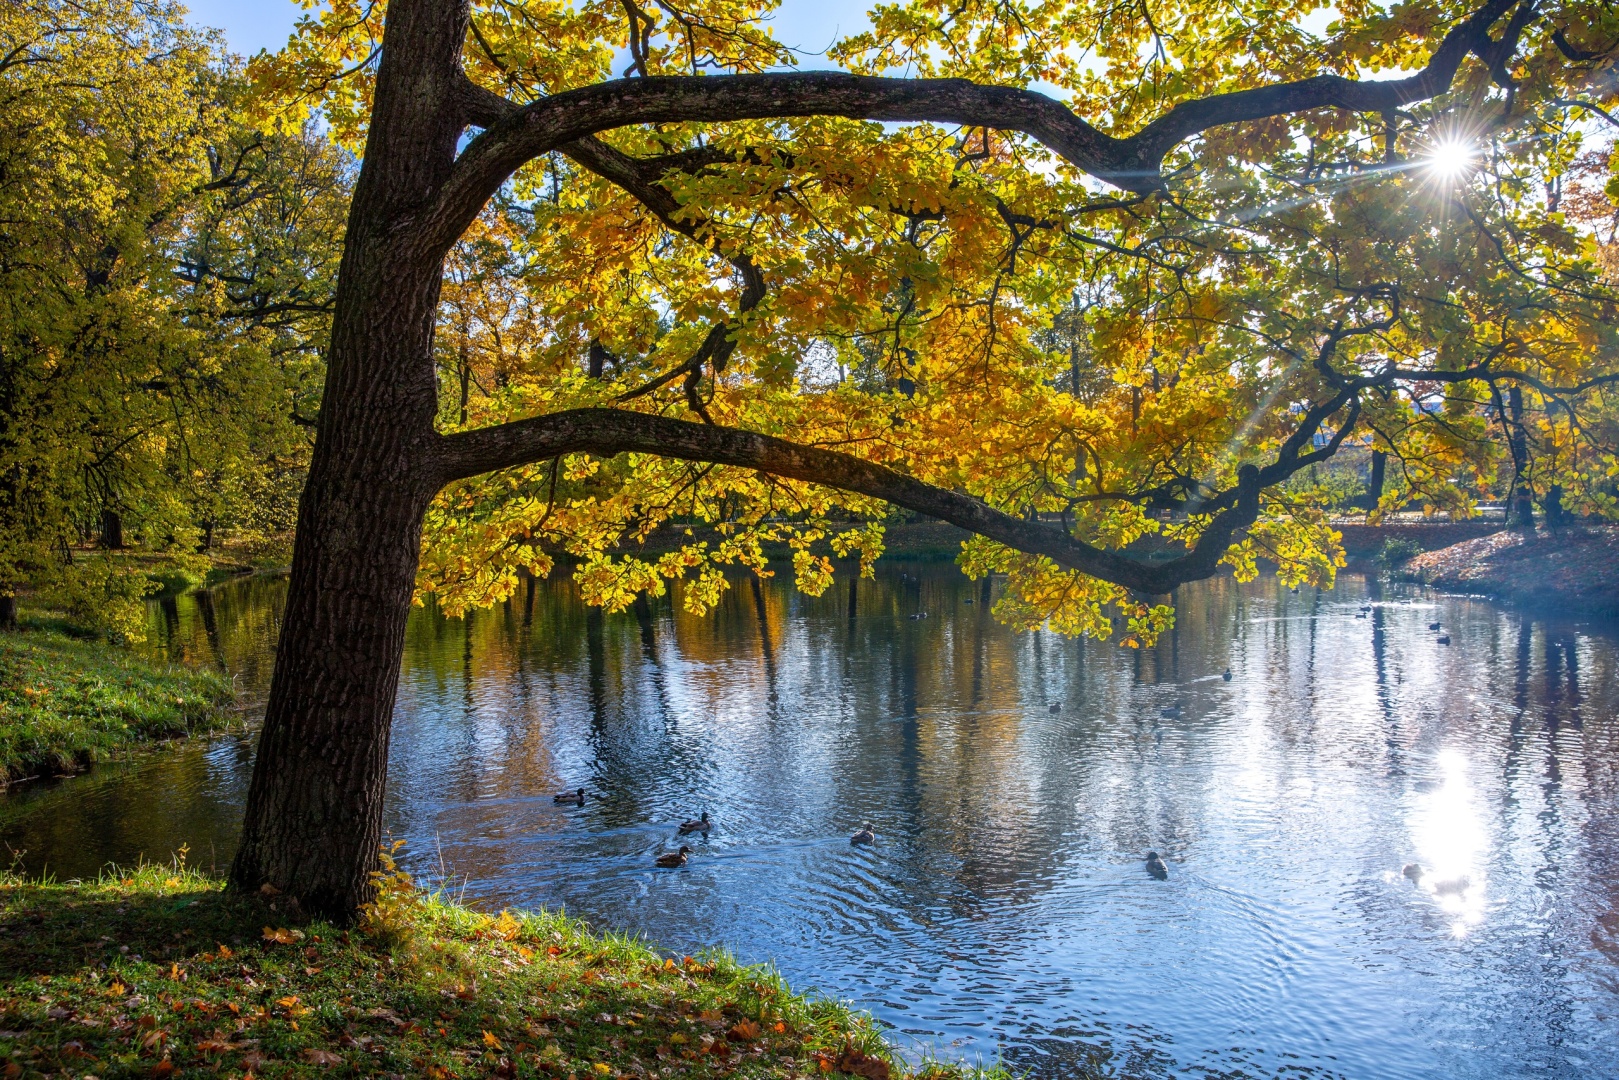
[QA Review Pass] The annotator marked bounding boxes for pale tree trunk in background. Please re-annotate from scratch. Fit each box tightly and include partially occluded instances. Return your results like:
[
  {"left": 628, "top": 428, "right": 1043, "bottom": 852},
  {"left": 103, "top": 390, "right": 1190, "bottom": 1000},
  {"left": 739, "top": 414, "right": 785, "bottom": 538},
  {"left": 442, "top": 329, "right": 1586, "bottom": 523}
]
[
  {"left": 1507, "top": 386, "right": 1534, "bottom": 528},
  {"left": 1365, "top": 449, "right": 1385, "bottom": 512}
]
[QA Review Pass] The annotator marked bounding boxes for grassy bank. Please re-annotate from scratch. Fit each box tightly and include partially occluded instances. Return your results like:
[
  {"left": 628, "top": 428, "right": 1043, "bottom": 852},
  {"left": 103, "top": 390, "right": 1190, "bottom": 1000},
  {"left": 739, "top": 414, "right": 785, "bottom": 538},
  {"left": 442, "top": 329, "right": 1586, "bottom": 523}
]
[
  {"left": 0, "top": 860, "right": 997, "bottom": 1080},
  {"left": 0, "top": 627, "right": 235, "bottom": 785}
]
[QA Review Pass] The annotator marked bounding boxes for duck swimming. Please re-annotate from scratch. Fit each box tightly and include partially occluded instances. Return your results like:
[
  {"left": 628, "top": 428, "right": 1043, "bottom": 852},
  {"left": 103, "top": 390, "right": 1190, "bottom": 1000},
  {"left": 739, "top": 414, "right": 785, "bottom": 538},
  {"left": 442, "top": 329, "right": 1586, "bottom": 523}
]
[
  {"left": 678, "top": 812, "right": 711, "bottom": 834},
  {"left": 1402, "top": 863, "right": 1424, "bottom": 882},
  {"left": 1432, "top": 875, "right": 1471, "bottom": 896},
  {"left": 1222, "top": 668, "right": 1232, "bottom": 682},
  {"left": 1145, "top": 852, "right": 1169, "bottom": 880},
  {"left": 554, "top": 787, "right": 586, "bottom": 805},
  {"left": 655, "top": 846, "right": 692, "bottom": 868},
  {"left": 851, "top": 826, "right": 876, "bottom": 845}
]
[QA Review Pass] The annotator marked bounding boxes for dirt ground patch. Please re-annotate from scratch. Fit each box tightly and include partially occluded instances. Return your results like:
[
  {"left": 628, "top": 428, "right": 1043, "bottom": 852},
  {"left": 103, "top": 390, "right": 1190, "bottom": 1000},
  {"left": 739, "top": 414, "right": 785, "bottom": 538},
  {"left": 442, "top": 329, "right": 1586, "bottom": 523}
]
[{"left": 1402, "top": 526, "right": 1619, "bottom": 616}]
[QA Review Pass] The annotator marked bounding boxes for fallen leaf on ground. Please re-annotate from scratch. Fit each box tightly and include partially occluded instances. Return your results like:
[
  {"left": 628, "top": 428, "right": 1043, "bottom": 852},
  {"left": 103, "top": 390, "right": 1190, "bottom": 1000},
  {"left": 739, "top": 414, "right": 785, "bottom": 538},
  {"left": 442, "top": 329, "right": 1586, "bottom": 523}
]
[
  {"left": 837, "top": 1046, "right": 892, "bottom": 1080},
  {"left": 301, "top": 1047, "right": 343, "bottom": 1065},
  {"left": 728, "top": 1019, "right": 761, "bottom": 1041}
]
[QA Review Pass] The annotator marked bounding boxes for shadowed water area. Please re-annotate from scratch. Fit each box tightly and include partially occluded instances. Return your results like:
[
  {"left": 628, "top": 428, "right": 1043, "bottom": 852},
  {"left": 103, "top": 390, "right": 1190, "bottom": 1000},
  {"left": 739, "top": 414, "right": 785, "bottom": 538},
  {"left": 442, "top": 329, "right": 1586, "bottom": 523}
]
[{"left": 4, "top": 564, "right": 1619, "bottom": 1078}]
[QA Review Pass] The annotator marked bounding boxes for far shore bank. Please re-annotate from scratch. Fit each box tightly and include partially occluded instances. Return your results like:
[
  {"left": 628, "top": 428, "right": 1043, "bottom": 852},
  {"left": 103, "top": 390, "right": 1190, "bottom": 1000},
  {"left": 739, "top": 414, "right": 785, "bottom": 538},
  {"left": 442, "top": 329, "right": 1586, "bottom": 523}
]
[{"left": 1398, "top": 525, "right": 1619, "bottom": 618}]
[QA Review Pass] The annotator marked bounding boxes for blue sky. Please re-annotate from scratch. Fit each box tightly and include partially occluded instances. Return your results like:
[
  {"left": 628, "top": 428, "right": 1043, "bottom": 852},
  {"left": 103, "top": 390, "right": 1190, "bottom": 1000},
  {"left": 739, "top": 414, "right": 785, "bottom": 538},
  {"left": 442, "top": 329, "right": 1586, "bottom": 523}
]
[{"left": 184, "top": 0, "right": 878, "bottom": 60}]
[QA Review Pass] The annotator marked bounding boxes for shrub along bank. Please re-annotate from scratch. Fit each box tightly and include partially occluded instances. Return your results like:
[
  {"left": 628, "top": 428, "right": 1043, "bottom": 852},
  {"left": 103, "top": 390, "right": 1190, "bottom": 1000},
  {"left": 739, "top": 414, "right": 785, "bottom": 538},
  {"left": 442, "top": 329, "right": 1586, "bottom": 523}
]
[
  {"left": 0, "top": 859, "right": 1000, "bottom": 1080},
  {"left": 0, "top": 626, "right": 234, "bottom": 785}
]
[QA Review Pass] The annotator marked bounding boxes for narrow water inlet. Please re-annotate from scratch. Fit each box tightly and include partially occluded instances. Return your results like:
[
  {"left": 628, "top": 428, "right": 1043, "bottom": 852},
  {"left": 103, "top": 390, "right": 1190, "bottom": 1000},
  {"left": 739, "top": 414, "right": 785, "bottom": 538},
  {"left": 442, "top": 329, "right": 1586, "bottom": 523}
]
[{"left": 3, "top": 566, "right": 1616, "bottom": 1079}]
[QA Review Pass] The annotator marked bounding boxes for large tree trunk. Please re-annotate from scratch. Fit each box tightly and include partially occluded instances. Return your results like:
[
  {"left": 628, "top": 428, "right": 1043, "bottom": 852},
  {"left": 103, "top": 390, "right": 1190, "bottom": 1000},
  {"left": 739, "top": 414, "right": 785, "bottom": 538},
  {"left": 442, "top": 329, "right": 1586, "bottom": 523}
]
[{"left": 228, "top": 0, "right": 470, "bottom": 919}]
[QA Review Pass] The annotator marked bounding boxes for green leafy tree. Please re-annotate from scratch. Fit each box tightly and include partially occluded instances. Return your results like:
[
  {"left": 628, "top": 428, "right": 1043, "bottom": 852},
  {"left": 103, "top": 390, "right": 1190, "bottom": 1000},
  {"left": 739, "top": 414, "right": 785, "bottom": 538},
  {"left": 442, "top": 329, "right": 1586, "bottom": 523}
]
[{"left": 0, "top": 0, "right": 348, "bottom": 636}]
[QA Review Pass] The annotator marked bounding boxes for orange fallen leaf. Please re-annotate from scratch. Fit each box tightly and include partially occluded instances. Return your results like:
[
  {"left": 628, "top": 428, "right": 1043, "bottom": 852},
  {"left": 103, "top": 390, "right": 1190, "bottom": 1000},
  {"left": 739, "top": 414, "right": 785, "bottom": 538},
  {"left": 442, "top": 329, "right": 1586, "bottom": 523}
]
[
  {"left": 837, "top": 1045, "right": 892, "bottom": 1080},
  {"left": 262, "top": 926, "right": 298, "bottom": 944},
  {"left": 728, "top": 1019, "right": 761, "bottom": 1042},
  {"left": 483, "top": 1030, "right": 503, "bottom": 1050}
]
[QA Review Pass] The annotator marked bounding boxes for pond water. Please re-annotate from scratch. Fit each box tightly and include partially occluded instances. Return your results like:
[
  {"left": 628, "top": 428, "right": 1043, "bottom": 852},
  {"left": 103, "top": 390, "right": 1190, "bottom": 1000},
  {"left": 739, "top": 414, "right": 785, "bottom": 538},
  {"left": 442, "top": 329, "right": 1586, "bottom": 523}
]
[{"left": 4, "top": 564, "right": 1619, "bottom": 1079}]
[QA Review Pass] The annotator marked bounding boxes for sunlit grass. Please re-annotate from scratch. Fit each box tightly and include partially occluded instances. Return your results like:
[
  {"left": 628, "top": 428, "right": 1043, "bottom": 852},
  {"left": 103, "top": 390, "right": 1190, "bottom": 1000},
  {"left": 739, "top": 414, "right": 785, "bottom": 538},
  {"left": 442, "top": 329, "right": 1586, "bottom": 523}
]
[{"left": 0, "top": 626, "right": 235, "bottom": 784}]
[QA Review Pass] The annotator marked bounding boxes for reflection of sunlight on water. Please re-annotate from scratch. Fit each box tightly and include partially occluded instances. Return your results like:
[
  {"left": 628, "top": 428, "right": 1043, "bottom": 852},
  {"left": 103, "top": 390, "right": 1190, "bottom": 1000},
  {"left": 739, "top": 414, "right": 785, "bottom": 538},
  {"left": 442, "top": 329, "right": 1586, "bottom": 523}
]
[{"left": 1410, "top": 749, "right": 1488, "bottom": 936}]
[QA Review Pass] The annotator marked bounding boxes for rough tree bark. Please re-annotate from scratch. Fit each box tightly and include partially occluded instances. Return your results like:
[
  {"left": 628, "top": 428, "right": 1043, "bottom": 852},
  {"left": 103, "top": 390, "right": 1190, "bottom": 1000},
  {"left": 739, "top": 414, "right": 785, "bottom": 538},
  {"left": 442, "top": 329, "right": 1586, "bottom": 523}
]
[
  {"left": 230, "top": 0, "right": 1544, "bottom": 919},
  {"left": 228, "top": 0, "right": 474, "bottom": 915}
]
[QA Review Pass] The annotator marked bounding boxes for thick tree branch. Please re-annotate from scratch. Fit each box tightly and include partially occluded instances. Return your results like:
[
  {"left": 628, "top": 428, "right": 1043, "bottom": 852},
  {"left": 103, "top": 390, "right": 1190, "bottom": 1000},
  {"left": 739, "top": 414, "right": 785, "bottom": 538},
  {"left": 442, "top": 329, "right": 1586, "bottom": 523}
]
[
  {"left": 434, "top": 408, "right": 1267, "bottom": 594},
  {"left": 431, "top": 0, "right": 1524, "bottom": 253}
]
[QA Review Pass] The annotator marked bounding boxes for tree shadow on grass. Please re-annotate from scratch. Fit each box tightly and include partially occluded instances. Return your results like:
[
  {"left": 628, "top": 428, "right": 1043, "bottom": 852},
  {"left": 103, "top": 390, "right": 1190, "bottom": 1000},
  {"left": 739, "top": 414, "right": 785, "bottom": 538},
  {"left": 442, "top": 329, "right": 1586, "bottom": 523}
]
[{"left": 0, "top": 882, "right": 275, "bottom": 980}]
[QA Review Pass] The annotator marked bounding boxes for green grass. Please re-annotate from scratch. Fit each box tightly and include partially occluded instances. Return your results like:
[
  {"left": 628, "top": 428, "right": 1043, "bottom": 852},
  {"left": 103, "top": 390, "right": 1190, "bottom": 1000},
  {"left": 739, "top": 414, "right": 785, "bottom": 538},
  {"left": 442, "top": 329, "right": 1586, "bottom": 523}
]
[
  {"left": 0, "top": 627, "right": 235, "bottom": 784},
  {"left": 0, "top": 858, "right": 1007, "bottom": 1080}
]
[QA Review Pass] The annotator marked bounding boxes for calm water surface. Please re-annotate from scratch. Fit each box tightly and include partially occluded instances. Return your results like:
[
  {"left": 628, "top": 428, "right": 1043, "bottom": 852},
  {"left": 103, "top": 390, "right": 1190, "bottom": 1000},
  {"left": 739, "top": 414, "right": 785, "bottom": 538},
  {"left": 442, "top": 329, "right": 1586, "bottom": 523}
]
[{"left": 4, "top": 565, "right": 1619, "bottom": 1079}]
